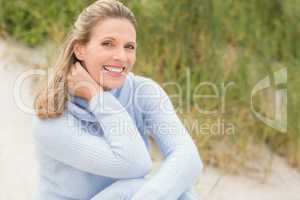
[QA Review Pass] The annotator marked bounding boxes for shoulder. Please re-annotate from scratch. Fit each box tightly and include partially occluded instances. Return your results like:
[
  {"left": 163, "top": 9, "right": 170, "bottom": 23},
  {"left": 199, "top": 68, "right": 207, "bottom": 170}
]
[
  {"left": 32, "top": 113, "right": 67, "bottom": 129},
  {"left": 32, "top": 112, "right": 76, "bottom": 138},
  {"left": 125, "top": 73, "right": 173, "bottom": 113},
  {"left": 125, "top": 72, "right": 165, "bottom": 96}
]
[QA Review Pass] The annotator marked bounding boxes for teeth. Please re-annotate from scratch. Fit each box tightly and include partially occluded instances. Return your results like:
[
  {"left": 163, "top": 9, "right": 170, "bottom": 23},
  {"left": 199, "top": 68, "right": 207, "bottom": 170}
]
[
  {"left": 103, "top": 65, "right": 124, "bottom": 73},
  {"left": 111, "top": 67, "right": 122, "bottom": 72}
]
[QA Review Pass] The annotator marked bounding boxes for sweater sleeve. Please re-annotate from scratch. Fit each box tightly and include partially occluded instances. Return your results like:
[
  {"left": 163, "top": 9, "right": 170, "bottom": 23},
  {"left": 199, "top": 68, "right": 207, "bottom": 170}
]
[
  {"left": 33, "top": 91, "right": 152, "bottom": 179},
  {"left": 132, "top": 79, "right": 203, "bottom": 200}
]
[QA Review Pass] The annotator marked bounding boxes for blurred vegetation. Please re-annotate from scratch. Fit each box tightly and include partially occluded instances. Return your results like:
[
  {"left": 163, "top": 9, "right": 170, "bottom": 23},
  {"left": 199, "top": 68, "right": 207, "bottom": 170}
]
[{"left": 0, "top": 0, "right": 299, "bottom": 173}]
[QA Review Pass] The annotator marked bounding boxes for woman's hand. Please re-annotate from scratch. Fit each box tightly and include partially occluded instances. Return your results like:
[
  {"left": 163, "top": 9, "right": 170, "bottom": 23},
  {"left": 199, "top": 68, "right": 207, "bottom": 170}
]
[{"left": 67, "top": 62, "right": 102, "bottom": 101}]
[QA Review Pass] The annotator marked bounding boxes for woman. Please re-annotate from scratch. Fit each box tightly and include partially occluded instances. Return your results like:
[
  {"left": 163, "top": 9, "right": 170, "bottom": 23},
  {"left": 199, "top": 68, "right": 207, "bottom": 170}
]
[{"left": 33, "top": 0, "right": 202, "bottom": 199}]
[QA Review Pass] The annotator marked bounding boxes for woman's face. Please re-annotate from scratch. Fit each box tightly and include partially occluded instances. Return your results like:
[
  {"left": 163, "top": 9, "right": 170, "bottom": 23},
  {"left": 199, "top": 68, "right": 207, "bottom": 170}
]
[{"left": 74, "top": 18, "right": 136, "bottom": 90}]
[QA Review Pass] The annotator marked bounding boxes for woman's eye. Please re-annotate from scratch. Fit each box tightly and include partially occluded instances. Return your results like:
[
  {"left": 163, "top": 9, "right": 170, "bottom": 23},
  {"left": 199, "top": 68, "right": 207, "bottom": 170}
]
[
  {"left": 102, "top": 41, "right": 113, "bottom": 46},
  {"left": 125, "top": 45, "right": 135, "bottom": 50}
]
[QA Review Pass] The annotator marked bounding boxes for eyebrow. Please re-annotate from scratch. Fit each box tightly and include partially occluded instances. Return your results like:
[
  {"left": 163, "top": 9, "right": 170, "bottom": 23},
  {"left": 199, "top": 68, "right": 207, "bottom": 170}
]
[{"left": 102, "top": 36, "right": 136, "bottom": 45}]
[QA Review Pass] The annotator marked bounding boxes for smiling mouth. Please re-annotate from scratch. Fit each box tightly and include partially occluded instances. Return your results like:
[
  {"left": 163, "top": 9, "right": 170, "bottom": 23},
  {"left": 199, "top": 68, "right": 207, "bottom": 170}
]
[{"left": 102, "top": 65, "right": 126, "bottom": 73}]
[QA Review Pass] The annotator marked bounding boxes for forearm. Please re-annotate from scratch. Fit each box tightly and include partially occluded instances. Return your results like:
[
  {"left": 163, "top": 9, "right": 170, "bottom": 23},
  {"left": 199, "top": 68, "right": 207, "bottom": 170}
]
[
  {"left": 88, "top": 91, "right": 152, "bottom": 174},
  {"left": 133, "top": 79, "right": 203, "bottom": 199},
  {"left": 132, "top": 142, "right": 202, "bottom": 200},
  {"left": 33, "top": 92, "right": 152, "bottom": 178},
  {"left": 91, "top": 178, "right": 199, "bottom": 200}
]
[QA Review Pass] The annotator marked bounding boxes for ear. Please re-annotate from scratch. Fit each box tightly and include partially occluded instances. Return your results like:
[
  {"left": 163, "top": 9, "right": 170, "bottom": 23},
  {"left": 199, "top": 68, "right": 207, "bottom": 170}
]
[{"left": 73, "top": 42, "right": 86, "bottom": 61}]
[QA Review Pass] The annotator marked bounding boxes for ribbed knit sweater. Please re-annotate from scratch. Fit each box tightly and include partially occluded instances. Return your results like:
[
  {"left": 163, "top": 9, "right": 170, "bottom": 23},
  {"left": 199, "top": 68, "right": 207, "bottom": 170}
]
[{"left": 32, "top": 72, "right": 202, "bottom": 200}]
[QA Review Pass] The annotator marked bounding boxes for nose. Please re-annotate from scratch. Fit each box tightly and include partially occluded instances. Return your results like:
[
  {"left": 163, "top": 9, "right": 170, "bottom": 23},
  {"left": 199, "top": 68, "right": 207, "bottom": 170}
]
[{"left": 113, "top": 47, "right": 127, "bottom": 62}]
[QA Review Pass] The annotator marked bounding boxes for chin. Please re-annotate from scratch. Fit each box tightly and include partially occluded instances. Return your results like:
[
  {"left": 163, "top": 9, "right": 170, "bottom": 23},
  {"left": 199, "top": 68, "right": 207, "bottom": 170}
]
[
  {"left": 97, "top": 71, "right": 128, "bottom": 90},
  {"left": 101, "top": 78, "right": 126, "bottom": 90}
]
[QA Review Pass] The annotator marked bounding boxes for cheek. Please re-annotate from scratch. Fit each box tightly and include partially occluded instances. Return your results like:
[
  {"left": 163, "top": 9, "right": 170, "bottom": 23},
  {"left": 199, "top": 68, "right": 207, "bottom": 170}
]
[
  {"left": 84, "top": 51, "right": 105, "bottom": 72},
  {"left": 129, "top": 53, "right": 136, "bottom": 65}
]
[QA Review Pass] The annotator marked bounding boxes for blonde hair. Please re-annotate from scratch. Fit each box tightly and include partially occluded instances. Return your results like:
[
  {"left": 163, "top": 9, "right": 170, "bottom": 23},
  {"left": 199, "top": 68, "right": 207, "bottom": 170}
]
[{"left": 34, "top": 0, "right": 137, "bottom": 119}]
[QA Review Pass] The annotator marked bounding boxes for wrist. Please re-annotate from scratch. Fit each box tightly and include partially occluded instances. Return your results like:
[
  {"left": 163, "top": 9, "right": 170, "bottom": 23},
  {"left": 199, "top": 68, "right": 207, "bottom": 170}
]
[{"left": 86, "top": 85, "right": 102, "bottom": 101}]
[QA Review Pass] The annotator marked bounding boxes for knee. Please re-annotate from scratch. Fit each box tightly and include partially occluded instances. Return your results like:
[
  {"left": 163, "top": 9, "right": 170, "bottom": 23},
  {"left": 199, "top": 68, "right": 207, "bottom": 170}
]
[
  {"left": 179, "top": 188, "right": 201, "bottom": 200},
  {"left": 90, "top": 178, "right": 146, "bottom": 200}
]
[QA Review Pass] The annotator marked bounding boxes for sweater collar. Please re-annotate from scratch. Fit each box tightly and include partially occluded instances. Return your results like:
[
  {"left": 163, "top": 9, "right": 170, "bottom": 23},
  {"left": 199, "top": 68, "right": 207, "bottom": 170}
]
[{"left": 67, "top": 88, "right": 119, "bottom": 122}]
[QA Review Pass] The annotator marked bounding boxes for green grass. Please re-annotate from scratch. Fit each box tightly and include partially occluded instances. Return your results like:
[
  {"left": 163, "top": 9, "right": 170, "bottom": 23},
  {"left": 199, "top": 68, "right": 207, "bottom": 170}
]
[{"left": 1, "top": 0, "right": 299, "bottom": 172}]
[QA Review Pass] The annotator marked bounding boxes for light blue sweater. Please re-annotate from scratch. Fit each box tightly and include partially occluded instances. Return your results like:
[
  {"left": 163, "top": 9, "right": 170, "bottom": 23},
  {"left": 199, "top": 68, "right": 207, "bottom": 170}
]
[{"left": 33, "top": 72, "right": 203, "bottom": 200}]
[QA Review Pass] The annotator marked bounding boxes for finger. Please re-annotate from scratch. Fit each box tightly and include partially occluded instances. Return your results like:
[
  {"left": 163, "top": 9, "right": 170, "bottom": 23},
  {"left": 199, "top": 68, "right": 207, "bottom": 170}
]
[
  {"left": 67, "top": 74, "right": 72, "bottom": 82},
  {"left": 67, "top": 79, "right": 75, "bottom": 93}
]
